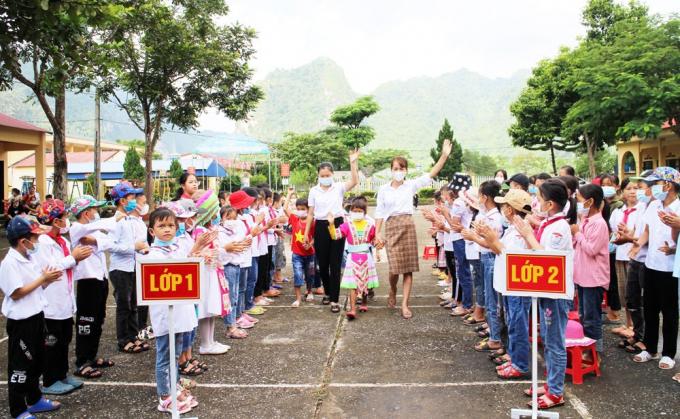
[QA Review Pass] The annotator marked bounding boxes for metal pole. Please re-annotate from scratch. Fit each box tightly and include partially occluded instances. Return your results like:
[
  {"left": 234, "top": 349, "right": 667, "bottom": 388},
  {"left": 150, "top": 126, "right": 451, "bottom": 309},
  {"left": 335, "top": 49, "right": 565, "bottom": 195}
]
[
  {"left": 531, "top": 297, "right": 538, "bottom": 419},
  {"left": 94, "top": 90, "right": 101, "bottom": 198},
  {"left": 268, "top": 156, "right": 272, "bottom": 187},
  {"left": 168, "top": 305, "right": 179, "bottom": 419}
]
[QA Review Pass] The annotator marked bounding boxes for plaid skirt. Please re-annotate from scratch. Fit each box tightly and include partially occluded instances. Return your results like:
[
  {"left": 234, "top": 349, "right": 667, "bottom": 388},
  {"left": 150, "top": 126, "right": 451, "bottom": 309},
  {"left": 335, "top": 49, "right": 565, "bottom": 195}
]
[{"left": 385, "top": 214, "right": 419, "bottom": 275}]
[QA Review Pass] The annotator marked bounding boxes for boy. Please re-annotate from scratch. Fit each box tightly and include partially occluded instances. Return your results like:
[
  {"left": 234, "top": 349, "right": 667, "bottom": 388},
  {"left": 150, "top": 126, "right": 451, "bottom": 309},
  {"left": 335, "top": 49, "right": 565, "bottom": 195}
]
[
  {"left": 131, "top": 192, "right": 153, "bottom": 340},
  {"left": 108, "top": 181, "right": 150, "bottom": 354},
  {"left": 284, "top": 188, "right": 316, "bottom": 306},
  {"left": 0, "top": 217, "right": 62, "bottom": 418}
]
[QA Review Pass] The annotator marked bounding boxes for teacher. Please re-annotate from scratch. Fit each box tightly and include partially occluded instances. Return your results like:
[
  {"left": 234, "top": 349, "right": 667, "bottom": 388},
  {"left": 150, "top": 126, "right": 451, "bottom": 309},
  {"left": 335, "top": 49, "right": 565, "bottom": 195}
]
[
  {"left": 304, "top": 149, "right": 360, "bottom": 313},
  {"left": 375, "top": 140, "right": 452, "bottom": 319}
]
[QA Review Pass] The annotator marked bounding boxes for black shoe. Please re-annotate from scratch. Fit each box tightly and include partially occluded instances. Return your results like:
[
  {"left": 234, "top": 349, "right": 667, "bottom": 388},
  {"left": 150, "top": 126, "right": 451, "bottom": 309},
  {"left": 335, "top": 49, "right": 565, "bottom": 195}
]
[{"left": 322, "top": 296, "right": 330, "bottom": 305}]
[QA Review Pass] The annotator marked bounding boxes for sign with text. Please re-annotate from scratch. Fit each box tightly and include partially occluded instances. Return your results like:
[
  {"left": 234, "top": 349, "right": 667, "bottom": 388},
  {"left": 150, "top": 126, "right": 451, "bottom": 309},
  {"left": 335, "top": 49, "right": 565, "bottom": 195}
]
[
  {"left": 497, "top": 250, "right": 573, "bottom": 299},
  {"left": 136, "top": 258, "right": 203, "bottom": 306},
  {"left": 280, "top": 163, "right": 290, "bottom": 177}
]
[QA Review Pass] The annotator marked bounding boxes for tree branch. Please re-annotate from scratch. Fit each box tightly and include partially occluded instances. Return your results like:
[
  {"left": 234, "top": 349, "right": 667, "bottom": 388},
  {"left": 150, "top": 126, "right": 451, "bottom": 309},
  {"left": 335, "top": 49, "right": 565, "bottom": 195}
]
[{"left": 111, "top": 90, "right": 145, "bottom": 132}]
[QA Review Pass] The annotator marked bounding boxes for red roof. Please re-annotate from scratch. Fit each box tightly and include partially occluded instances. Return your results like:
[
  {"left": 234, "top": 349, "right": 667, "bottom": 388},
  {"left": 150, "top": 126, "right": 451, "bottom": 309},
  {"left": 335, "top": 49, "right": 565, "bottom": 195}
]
[
  {"left": 11, "top": 151, "right": 120, "bottom": 168},
  {"left": 0, "top": 113, "right": 47, "bottom": 133},
  {"left": 662, "top": 119, "right": 677, "bottom": 129}
]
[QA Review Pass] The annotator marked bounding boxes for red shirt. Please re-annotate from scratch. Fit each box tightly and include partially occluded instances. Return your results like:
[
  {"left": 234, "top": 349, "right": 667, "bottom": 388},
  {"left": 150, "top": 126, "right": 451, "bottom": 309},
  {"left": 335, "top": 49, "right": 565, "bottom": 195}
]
[{"left": 289, "top": 214, "right": 314, "bottom": 256}]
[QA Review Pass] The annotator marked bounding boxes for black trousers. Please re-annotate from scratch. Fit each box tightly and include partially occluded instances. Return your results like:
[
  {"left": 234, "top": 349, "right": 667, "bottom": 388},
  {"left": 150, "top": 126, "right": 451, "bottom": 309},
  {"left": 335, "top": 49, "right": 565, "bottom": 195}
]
[
  {"left": 7, "top": 312, "right": 45, "bottom": 418},
  {"left": 43, "top": 318, "right": 73, "bottom": 387},
  {"left": 109, "top": 270, "right": 139, "bottom": 348},
  {"left": 314, "top": 218, "right": 345, "bottom": 303},
  {"left": 137, "top": 306, "right": 149, "bottom": 330},
  {"left": 626, "top": 260, "right": 645, "bottom": 341},
  {"left": 607, "top": 252, "right": 622, "bottom": 310},
  {"left": 255, "top": 246, "right": 273, "bottom": 298},
  {"left": 643, "top": 268, "right": 679, "bottom": 358},
  {"left": 75, "top": 278, "right": 109, "bottom": 368},
  {"left": 444, "top": 250, "right": 462, "bottom": 301}
]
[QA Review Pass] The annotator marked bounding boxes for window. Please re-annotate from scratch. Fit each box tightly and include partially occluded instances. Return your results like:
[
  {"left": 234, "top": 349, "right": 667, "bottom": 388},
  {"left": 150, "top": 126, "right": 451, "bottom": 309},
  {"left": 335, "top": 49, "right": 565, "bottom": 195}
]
[
  {"left": 622, "top": 152, "right": 636, "bottom": 174},
  {"left": 642, "top": 160, "right": 654, "bottom": 171},
  {"left": 666, "top": 159, "right": 679, "bottom": 170}
]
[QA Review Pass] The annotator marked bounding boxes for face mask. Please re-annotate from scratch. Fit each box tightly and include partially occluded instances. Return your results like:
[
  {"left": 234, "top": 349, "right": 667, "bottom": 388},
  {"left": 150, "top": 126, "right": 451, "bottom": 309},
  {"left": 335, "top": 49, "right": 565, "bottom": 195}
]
[
  {"left": 392, "top": 171, "right": 406, "bottom": 182},
  {"left": 500, "top": 214, "right": 510, "bottom": 228},
  {"left": 602, "top": 186, "right": 616, "bottom": 199},
  {"left": 576, "top": 201, "right": 590, "bottom": 216},
  {"left": 137, "top": 203, "right": 149, "bottom": 216},
  {"left": 295, "top": 210, "right": 307, "bottom": 218},
  {"left": 349, "top": 212, "right": 365, "bottom": 221},
  {"left": 90, "top": 211, "right": 101, "bottom": 222},
  {"left": 153, "top": 237, "right": 174, "bottom": 247},
  {"left": 528, "top": 185, "right": 538, "bottom": 195},
  {"left": 651, "top": 184, "right": 668, "bottom": 201},
  {"left": 211, "top": 216, "right": 220, "bottom": 226},
  {"left": 243, "top": 208, "right": 251, "bottom": 215},
  {"left": 319, "top": 177, "right": 333, "bottom": 187},
  {"left": 25, "top": 241, "right": 40, "bottom": 256},
  {"left": 59, "top": 218, "right": 71, "bottom": 235},
  {"left": 495, "top": 177, "right": 505, "bottom": 185},
  {"left": 535, "top": 202, "right": 550, "bottom": 218},
  {"left": 636, "top": 189, "right": 650, "bottom": 204},
  {"left": 177, "top": 222, "right": 186, "bottom": 237},
  {"left": 124, "top": 200, "right": 137, "bottom": 213}
]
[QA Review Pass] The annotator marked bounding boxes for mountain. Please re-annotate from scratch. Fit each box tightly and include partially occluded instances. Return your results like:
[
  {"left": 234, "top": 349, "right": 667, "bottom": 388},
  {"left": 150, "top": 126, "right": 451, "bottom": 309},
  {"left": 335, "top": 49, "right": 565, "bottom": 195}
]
[{"left": 239, "top": 58, "right": 530, "bottom": 163}]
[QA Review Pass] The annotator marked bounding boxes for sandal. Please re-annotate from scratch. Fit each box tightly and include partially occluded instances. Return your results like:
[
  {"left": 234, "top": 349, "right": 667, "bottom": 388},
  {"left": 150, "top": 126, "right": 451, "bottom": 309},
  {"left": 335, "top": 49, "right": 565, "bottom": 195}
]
[
  {"left": 180, "top": 361, "right": 204, "bottom": 376},
  {"left": 624, "top": 341, "right": 646, "bottom": 354},
  {"left": 119, "top": 341, "right": 143, "bottom": 354},
  {"left": 633, "top": 351, "right": 660, "bottom": 363},
  {"left": 322, "top": 296, "right": 331, "bottom": 305},
  {"left": 73, "top": 364, "right": 103, "bottom": 379},
  {"left": 493, "top": 354, "right": 512, "bottom": 366},
  {"left": 387, "top": 293, "right": 397, "bottom": 308},
  {"left": 672, "top": 373, "right": 680, "bottom": 383},
  {"left": 359, "top": 305, "right": 368, "bottom": 313},
  {"left": 474, "top": 340, "right": 502, "bottom": 352},
  {"left": 189, "top": 358, "right": 208, "bottom": 371},
  {"left": 528, "top": 393, "right": 565, "bottom": 410},
  {"left": 463, "top": 317, "right": 485, "bottom": 325},
  {"left": 477, "top": 329, "right": 490, "bottom": 338},
  {"left": 474, "top": 324, "right": 488, "bottom": 333},
  {"left": 659, "top": 356, "right": 676, "bottom": 370},
  {"left": 134, "top": 340, "right": 151, "bottom": 351},
  {"left": 228, "top": 328, "right": 248, "bottom": 339},
  {"left": 498, "top": 364, "right": 527, "bottom": 379},
  {"left": 346, "top": 310, "right": 356, "bottom": 320},
  {"left": 330, "top": 303, "right": 341, "bottom": 313},
  {"left": 488, "top": 348, "right": 507, "bottom": 359},
  {"left": 94, "top": 358, "right": 115, "bottom": 368},
  {"left": 524, "top": 383, "right": 548, "bottom": 397}
]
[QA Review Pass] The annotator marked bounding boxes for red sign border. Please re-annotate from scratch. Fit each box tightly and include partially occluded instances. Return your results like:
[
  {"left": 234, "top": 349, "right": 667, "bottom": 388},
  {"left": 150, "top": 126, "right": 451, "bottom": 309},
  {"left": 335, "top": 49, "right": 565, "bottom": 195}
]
[{"left": 136, "top": 258, "right": 204, "bottom": 306}]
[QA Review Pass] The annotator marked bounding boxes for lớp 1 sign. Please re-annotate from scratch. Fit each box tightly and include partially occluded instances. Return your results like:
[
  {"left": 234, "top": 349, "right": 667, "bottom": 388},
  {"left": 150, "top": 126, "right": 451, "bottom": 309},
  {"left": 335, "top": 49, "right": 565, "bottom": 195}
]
[{"left": 136, "top": 258, "right": 203, "bottom": 306}]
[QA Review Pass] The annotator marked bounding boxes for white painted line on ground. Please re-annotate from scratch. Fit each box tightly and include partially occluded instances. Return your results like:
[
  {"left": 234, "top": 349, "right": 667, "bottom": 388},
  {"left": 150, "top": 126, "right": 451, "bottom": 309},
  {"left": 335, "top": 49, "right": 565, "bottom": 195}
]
[
  {"left": 328, "top": 380, "right": 542, "bottom": 388},
  {"left": 567, "top": 391, "right": 593, "bottom": 419},
  {"left": 0, "top": 381, "right": 318, "bottom": 389}
]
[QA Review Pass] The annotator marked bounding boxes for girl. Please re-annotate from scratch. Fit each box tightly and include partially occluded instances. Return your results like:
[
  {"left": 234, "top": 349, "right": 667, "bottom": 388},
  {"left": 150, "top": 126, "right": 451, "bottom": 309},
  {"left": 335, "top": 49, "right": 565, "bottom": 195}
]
[
  {"left": 514, "top": 178, "right": 573, "bottom": 410},
  {"left": 218, "top": 206, "right": 250, "bottom": 339},
  {"left": 375, "top": 142, "right": 452, "bottom": 319},
  {"left": 141, "top": 207, "right": 210, "bottom": 414},
  {"left": 191, "top": 190, "right": 230, "bottom": 355},
  {"left": 173, "top": 173, "right": 200, "bottom": 201},
  {"left": 573, "top": 184, "right": 610, "bottom": 355},
  {"left": 304, "top": 150, "right": 360, "bottom": 313},
  {"left": 272, "top": 193, "right": 288, "bottom": 284},
  {"left": 328, "top": 197, "right": 379, "bottom": 319}
]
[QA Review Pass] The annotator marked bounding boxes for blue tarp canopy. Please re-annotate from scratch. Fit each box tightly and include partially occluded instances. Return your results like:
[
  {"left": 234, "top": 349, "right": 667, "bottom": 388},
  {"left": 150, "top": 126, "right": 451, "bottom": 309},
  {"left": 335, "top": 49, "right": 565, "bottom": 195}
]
[{"left": 67, "top": 157, "right": 227, "bottom": 181}]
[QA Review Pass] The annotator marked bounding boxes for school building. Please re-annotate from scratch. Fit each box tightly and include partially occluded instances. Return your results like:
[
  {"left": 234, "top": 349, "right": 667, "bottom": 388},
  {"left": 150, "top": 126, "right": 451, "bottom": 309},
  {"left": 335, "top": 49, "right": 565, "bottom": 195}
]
[{"left": 616, "top": 121, "right": 680, "bottom": 179}]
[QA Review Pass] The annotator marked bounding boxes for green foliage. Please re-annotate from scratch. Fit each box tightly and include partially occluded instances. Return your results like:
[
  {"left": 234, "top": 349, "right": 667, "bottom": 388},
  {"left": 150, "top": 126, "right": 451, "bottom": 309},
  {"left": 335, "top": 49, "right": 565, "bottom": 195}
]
[
  {"left": 359, "top": 149, "right": 410, "bottom": 176},
  {"left": 117, "top": 139, "right": 162, "bottom": 159},
  {"left": 418, "top": 188, "right": 436, "bottom": 199},
  {"left": 327, "top": 96, "right": 380, "bottom": 149},
  {"left": 123, "top": 146, "right": 145, "bottom": 182},
  {"left": 574, "top": 148, "right": 617, "bottom": 177},
  {"left": 462, "top": 149, "right": 498, "bottom": 176},
  {"left": 272, "top": 132, "right": 349, "bottom": 172},
  {"left": 356, "top": 190, "right": 376, "bottom": 200},
  {"left": 169, "top": 159, "right": 184, "bottom": 181},
  {"left": 289, "top": 167, "right": 317, "bottom": 189},
  {"left": 84, "top": 173, "right": 97, "bottom": 196},
  {"left": 219, "top": 175, "right": 242, "bottom": 192},
  {"left": 250, "top": 174, "right": 267, "bottom": 187},
  {"left": 430, "top": 119, "right": 462, "bottom": 180}
]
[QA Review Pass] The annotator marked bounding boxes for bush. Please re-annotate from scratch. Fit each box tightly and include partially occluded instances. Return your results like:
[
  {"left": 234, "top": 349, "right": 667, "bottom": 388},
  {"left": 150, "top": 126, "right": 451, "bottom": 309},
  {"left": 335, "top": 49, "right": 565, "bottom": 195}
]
[{"left": 418, "top": 187, "right": 436, "bottom": 199}]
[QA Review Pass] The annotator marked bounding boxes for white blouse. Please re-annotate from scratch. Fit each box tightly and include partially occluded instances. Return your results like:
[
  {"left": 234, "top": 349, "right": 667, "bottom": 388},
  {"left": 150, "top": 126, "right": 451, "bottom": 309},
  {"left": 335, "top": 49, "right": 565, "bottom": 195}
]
[
  {"left": 308, "top": 182, "right": 347, "bottom": 220},
  {"left": 375, "top": 174, "right": 431, "bottom": 220}
]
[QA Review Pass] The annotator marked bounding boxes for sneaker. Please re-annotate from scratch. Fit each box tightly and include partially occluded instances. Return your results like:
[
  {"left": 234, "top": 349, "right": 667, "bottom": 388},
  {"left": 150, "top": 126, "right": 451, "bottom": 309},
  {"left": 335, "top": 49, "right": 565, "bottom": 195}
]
[
  {"left": 242, "top": 313, "right": 259, "bottom": 323},
  {"left": 305, "top": 293, "right": 314, "bottom": 302},
  {"left": 291, "top": 300, "right": 300, "bottom": 308},
  {"left": 439, "top": 292, "right": 452, "bottom": 300},
  {"left": 158, "top": 396, "right": 192, "bottom": 414},
  {"left": 198, "top": 344, "right": 228, "bottom": 355},
  {"left": 41, "top": 381, "right": 75, "bottom": 395},
  {"left": 212, "top": 342, "right": 231, "bottom": 352},
  {"left": 60, "top": 375, "right": 83, "bottom": 389}
]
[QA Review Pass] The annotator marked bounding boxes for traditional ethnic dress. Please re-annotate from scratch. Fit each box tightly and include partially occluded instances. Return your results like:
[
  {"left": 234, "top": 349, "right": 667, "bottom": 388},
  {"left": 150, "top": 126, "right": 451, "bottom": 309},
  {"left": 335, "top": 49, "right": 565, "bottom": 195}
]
[
  {"left": 333, "top": 219, "right": 379, "bottom": 296},
  {"left": 192, "top": 225, "right": 230, "bottom": 318}
]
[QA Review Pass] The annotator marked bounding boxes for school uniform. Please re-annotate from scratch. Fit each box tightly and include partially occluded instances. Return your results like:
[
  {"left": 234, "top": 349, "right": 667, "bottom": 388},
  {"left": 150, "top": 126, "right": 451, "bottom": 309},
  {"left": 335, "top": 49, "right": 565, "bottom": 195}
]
[
  {"left": 478, "top": 207, "right": 504, "bottom": 342},
  {"left": 130, "top": 215, "right": 150, "bottom": 330},
  {"left": 449, "top": 197, "right": 473, "bottom": 309},
  {"left": 239, "top": 214, "right": 259, "bottom": 310},
  {"left": 609, "top": 204, "right": 641, "bottom": 307},
  {"left": 218, "top": 221, "right": 247, "bottom": 326},
  {"left": 0, "top": 248, "right": 47, "bottom": 418},
  {"left": 627, "top": 201, "right": 650, "bottom": 341},
  {"left": 255, "top": 206, "right": 274, "bottom": 298},
  {"left": 32, "top": 233, "right": 77, "bottom": 388}
]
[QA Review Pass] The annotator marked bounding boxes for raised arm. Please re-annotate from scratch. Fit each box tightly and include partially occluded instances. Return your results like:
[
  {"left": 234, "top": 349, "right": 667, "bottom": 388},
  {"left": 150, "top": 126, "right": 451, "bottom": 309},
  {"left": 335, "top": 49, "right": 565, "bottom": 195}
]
[
  {"left": 344, "top": 149, "right": 360, "bottom": 191},
  {"left": 429, "top": 139, "right": 452, "bottom": 179}
]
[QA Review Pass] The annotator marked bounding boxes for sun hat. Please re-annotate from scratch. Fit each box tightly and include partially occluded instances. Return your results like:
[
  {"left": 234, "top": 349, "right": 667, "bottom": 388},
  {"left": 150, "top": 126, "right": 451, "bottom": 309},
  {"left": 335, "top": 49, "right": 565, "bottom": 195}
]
[
  {"left": 461, "top": 188, "right": 479, "bottom": 210},
  {"left": 7, "top": 216, "right": 49, "bottom": 241},
  {"left": 565, "top": 320, "right": 596, "bottom": 347},
  {"left": 70, "top": 195, "right": 107, "bottom": 216},
  {"left": 39, "top": 199, "right": 66, "bottom": 224},
  {"left": 194, "top": 190, "right": 219, "bottom": 226},
  {"left": 642, "top": 166, "right": 680, "bottom": 185},
  {"left": 448, "top": 173, "right": 472, "bottom": 192},
  {"left": 162, "top": 201, "right": 195, "bottom": 219},
  {"left": 177, "top": 199, "right": 206, "bottom": 216},
  {"left": 110, "top": 181, "right": 143, "bottom": 203},
  {"left": 494, "top": 189, "right": 532, "bottom": 214},
  {"left": 229, "top": 190, "right": 255, "bottom": 210}
]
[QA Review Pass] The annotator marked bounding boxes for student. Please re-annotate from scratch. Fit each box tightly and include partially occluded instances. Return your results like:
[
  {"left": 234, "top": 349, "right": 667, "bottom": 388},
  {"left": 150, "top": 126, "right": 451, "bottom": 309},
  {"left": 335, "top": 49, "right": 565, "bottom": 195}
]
[
  {"left": 108, "top": 181, "right": 150, "bottom": 354},
  {"left": 131, "top": 192, "right": 153, "bottom": 340},
  {"left": 271, "top": 192, "right": 288, "bottom": 285},
  {"left": 32, "top": 200, "right": 93, "bottom": 395},
  {"left": 514, "top": 178, "right": 573, "bottom": 409},
  {"left": 173, "top": 172, "right": 200, "bottom": 201},
  {"left": 559, "top": 165, "right": 575, "bottom": 177},
  {"left": 572, "top": 184, "right": 610, "bottom": 354},
  {"left": 70, "top": 195, "right": 121, "bottom": 378},
  {"left": 1, "top": 217, "right": 63, "bottom": 419},
  {"left": 304, "top": 150, "right": 360, "bottom": 313},
  {"left": 633, "top": 167, "right": 680, "bottom": 370},
  {"left": 506, "top": 173, "right": 530, "bottom": 191},
  {"left": 284, "top": 188, "right": 317, "bottom": 306},
  {"left": 140, "top": 207, "right": 210, "bottom": 414},
  {"left": 329, "top": 196, "right": 379, "bottom": 319}
]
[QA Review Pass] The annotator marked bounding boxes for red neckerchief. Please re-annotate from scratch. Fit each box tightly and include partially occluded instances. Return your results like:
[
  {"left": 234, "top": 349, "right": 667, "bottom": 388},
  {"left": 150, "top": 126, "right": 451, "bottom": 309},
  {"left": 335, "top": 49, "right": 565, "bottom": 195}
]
[
  {"left": 623, "top": 207, "right": 637, "bottom": 224},
  {"left": 250, "top": 213, "right": 263, "bottom": 243},
  {"left": 536, "top": 215, "right": 565, "bottom": 242},
  {"left": 48, "top": 232, "right": 73, "bottom": 292}
]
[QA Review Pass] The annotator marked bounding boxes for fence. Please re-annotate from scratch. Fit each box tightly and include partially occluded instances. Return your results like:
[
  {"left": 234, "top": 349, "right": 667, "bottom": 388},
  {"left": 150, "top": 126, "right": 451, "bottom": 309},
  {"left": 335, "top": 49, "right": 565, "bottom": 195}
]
[{"left": 355, "top": 175, "right": 496, "bottom": 192}]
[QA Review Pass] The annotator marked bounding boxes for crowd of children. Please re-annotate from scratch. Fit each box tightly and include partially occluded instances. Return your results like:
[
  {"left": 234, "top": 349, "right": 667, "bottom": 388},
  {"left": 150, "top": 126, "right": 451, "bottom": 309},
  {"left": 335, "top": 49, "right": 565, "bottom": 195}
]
[{"left": 2, "top": 159, "right": 680, "bottom": 416}]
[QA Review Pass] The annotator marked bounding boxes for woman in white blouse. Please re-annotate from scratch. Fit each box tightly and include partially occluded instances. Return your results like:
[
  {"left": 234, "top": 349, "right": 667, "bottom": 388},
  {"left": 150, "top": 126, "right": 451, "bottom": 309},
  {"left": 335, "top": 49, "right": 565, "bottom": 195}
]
[
  {"left": 375, "top": 140, "right": 452, "bottom": 319},
  {"left": 304, "top": 149, "right": 360, "bottom": 313}
]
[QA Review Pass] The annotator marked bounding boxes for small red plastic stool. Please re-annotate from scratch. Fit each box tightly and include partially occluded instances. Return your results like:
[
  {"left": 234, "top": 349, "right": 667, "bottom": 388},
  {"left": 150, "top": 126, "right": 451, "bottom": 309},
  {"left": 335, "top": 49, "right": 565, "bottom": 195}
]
[
  {"left": 566, "top": 343, "right": 601, "bottom": 384},
  {"left": 422, "top": 245, "right": 437, "bottom": 260}
]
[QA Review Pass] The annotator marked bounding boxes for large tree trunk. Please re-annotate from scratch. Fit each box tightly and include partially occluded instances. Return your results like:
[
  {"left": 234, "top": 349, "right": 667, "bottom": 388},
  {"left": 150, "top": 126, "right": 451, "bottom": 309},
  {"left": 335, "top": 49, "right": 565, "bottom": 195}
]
[
  {"left": 144, "top": 130, "right": 155, "bottom": 207},
  {"left": 52, "top": 86, "right": 68, "bottom": 200},
  {"left": 584, "top": 133, "right": 597, "bottom": 179},
  {"left": 549, "top": 142, "right": 557, "bottom": 175}
]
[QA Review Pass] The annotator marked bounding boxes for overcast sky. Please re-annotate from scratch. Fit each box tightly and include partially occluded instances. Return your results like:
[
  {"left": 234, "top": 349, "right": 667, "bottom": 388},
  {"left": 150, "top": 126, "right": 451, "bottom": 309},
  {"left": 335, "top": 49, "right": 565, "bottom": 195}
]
[{"left": 200, "top": 0, "right": 678, "bottom": 131}]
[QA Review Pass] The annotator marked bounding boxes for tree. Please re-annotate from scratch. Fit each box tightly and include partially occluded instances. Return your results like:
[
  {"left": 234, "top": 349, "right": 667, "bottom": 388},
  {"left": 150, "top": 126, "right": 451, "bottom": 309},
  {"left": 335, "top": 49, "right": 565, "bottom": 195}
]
[
  {"left": 169, "top": 159, "right": 184, "bottom": 181},
  {"left": 219, "top": 174, "right": 241, "bottom": 192},
  {"left": 289, "top": 167, "right": 317, "bottom": 189},
  {"left": 96, "top": 0, "right": 263, "bottom": 203},
  {"left": 430, "top": 119, "right": 462, "bottom": 180},
  {"left": 359, "top": 149, "right": 410, "bottom": 176},
  {"left": 508, "top": 52, "right": 580, "bottom": 174},
  {"left": 0, "top": 1, "right": 123, "bottom": 199},
  {"left": 327, "top": 96, "right": 380, "bottom": 149},
  {"left": 117, "top": 139, "right": 162, "bottom": 159},
  {"left": 461, "top": 149, "right": 498, "bottom": 176},
  {"left": 123, "top": 146, "right": 145, "bottom": 183},
  {"left": 272, "top": 132, "right": 349, "bottom": 172},
  {"left": 574, "top": 148, "right": 617, "bottom": 177}
]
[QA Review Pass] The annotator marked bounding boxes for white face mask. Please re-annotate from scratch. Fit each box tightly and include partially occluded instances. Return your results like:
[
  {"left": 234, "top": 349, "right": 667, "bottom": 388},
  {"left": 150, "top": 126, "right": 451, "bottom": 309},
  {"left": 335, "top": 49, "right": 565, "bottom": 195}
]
[
  {"left": 392, "top": 171, "right": 406, "bottom": 182},
  {"left": 137, "top": 203, "right": 149, "bottom": 216},
  {"left": 59, "top": 218, "right": 71, "bottom": 235},
  {"left": 349, "top": 212, "right": 365, "bottom": 221},
  {"left": 495, "top": 176, "right": 505, "bottom": 185},
  {"left": 295, "top": 210, "right": 308, "bottom": 218},
  {"left": 319, "top": 177, "right": 333, "bottom": 187}
]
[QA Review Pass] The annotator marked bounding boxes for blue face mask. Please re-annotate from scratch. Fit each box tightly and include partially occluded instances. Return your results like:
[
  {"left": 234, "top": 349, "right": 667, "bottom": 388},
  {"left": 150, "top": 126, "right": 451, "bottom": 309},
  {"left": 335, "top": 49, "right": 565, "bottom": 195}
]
[
  {"left": 243, "top": 208, "right": 251, "bottom": 215},
  {"left": 176, "top": 222, "right": 186, "bottom": 237},
  {"left": 636, "top": 189, "right": 650, "bottom": 204},
  {"left": 211, "top": 216, "right": 220, "bottom": 226},
  {"left": 319, "top": 177, "right": 333, "bottom": 187},
  {"left": 528, "top": 185, "right": 538, "bottom": 195},
  {"left": 602, "top": 186, "right": 616, "bottom": 199},
  {"left": 651, "top": 184, "right": 668, "bottom": 202},
  {"left": 124, "top": 199, "right": 137, "bottom": 213},
  {"left": 153, "top": 237, "right": 174, "bottom": 247}
]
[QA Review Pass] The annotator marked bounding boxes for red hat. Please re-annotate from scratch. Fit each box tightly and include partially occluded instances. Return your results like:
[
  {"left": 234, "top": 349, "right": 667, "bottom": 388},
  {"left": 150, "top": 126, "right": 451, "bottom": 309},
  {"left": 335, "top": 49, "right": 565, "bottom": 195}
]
[{"left": 229, "top": 190, "right": 255, "bottom": 210}]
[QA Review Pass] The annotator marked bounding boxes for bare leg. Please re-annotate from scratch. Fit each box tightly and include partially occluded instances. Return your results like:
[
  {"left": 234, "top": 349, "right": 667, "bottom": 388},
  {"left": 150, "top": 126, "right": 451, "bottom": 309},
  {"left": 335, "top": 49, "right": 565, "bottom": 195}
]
[
  {"left": 472, "top": 306, "right": 486, "bottom": 322},
  {"left": 348, "top": 290, "right": 357, "bottom": 314},
  {"left": 401, "top": 273, "right": 413, "bottom": 319},
  {"left": 294, "top": 286, "right": 302, "bottom": 304},
  {"left": 388, "top": 274, "right": 398, "bottom": 308}
]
